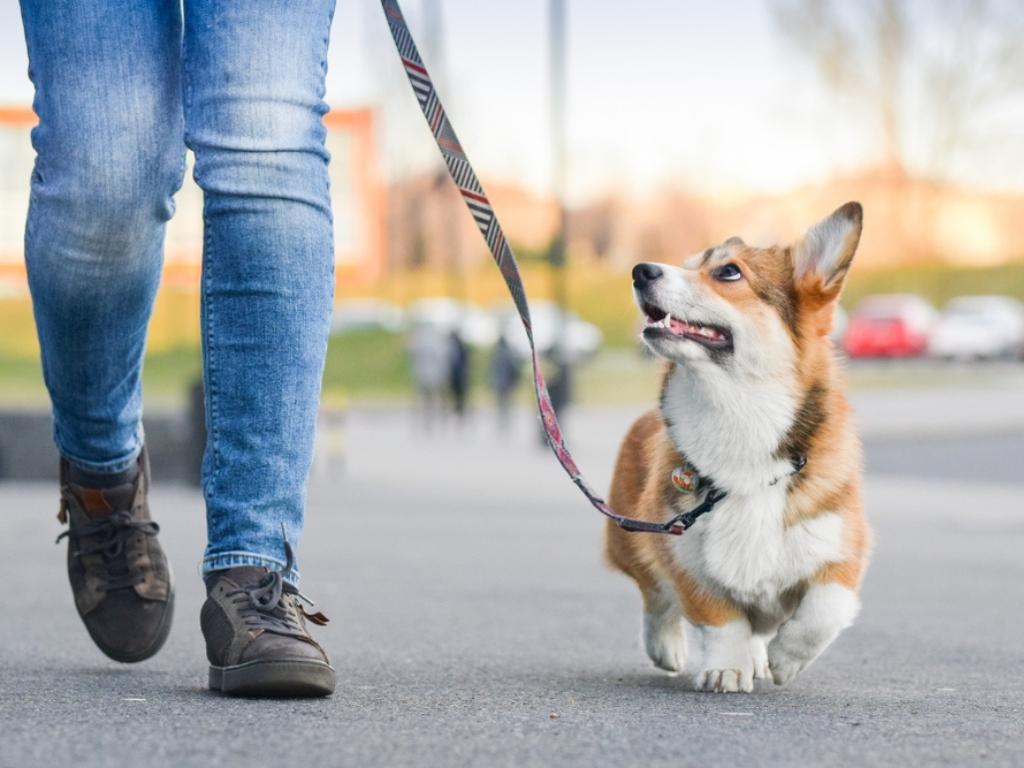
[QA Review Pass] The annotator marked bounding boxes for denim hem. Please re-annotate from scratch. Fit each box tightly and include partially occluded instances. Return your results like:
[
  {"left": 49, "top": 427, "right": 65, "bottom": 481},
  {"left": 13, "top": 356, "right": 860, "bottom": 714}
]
[
  {"left": 202, "top": 551, "right": 300, "bottom": 587},
  {"left": 57, "top": 441, "right": 143, "bottom": 475}
]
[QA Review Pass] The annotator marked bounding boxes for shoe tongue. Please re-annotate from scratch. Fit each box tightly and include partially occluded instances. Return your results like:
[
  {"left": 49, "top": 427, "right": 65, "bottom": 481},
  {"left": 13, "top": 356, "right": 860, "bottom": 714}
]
[{"left": 70, "top": 483, "right": 136, "bottom": 519}]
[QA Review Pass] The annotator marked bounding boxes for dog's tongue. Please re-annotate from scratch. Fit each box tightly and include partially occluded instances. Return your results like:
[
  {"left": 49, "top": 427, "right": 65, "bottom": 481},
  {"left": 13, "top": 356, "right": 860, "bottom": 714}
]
[{"left": 670, "top": 316, "right": 708, "bottom": 337}]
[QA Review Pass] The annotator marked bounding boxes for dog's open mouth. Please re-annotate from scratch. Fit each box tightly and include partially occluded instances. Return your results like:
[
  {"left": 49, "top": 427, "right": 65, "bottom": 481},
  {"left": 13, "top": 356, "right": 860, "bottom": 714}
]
[{"left": 641, "top": 302, "right": 733, "bottom": 351}]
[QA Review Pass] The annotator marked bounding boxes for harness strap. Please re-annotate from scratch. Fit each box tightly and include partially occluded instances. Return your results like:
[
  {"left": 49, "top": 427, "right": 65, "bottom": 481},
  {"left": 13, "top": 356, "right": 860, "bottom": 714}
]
[{"left": 380, "top": 0, "right": 687, "bottom": 535}]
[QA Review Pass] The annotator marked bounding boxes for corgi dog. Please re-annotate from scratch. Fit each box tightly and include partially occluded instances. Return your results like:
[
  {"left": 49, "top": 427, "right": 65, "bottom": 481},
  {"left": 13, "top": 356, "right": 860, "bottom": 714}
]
[{"left": 606, "top": 202, "right": 871, "bottom": 693}]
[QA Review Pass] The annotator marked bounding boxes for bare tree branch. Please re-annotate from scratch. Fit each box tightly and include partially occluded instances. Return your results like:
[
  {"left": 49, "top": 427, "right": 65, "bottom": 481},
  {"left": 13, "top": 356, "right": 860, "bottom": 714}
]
[{"left": 768, "top": 0, "right": 1023, "bottom": 180}]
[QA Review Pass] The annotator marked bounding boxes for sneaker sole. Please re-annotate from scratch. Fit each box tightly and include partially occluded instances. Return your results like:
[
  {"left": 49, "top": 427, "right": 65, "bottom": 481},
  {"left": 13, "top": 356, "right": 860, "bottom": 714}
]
[{"left": 209, "top": 660, "right": 336, "bottom": 697}]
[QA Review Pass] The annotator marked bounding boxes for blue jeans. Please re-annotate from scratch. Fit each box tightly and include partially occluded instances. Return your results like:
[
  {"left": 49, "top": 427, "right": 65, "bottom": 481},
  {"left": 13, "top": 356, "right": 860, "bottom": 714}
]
[{"left": 20, "top": 0, "right": 337, "bottom": 584}]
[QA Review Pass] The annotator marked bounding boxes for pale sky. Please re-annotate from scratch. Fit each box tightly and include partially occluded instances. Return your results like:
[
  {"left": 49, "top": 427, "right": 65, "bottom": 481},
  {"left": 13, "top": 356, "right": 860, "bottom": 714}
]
[{"left": 1, "top": 0, "right": 1021, "bottom": 202}]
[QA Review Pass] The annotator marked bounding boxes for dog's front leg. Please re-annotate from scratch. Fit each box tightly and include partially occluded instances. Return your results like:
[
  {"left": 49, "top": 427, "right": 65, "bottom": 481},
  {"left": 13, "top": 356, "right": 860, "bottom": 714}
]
[
  {"left": 767, "top": 581, "right": 860, "bottom": 685},
  {"left": 674, "top": 573, "right": 755, "bottom": 692},
  {"left": 692, "top": 618, "right": 756, "bottom": 693}
]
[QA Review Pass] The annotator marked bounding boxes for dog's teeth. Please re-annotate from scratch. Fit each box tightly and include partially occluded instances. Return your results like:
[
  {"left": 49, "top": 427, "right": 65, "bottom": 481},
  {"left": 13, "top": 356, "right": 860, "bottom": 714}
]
[{"left": 648, "top": 315, "right": 669, "bottom": 329}]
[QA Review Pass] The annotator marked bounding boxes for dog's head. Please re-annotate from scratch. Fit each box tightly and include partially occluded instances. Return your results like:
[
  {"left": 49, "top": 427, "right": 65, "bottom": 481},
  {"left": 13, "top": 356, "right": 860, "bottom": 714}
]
[{"left": 633, "top": 202, "right": 862, "bottom": 373}]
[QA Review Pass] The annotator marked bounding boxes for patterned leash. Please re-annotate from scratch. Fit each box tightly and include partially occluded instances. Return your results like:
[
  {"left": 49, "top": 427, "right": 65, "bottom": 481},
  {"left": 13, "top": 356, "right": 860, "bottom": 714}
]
[{"left": 381, "top": 0, "right": 692, "bottom": 535}]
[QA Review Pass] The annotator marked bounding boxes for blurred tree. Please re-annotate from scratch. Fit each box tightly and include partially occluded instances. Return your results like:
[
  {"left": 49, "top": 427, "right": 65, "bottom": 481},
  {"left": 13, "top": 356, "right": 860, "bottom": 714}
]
[{"left": 770, "top": 0, "right": 1024, "bottom": 180}]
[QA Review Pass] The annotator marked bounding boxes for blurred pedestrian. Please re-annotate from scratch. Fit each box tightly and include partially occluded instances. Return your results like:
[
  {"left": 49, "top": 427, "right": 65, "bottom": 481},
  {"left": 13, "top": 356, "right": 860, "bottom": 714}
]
[
  {"left": 538, "top": 342, "right": 573, "bottom": 447},
  {"left": 448, "top": 328, "right": 471, "bottom": 420},
  {"left": 489, "top": 334, "right": 522, "bottom": 430},
  {"left": 408, "top": 324, "right": 450, "bottom": 430},
  {"left": 20, "top": 0, "right": 336, "bottom": 697}
]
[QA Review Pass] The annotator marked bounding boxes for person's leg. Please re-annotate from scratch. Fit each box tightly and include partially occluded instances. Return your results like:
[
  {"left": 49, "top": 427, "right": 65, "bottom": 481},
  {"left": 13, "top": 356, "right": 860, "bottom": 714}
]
[
  {"left": 183, "top": 0, "right": 336, "bottom": 585},
  {"left": 20, "top": 0, "right": 185, "bottom": 472},
  {"left": 183, "top": 0, "right": 337, "bottom": 697},
  {"left": 20, "top": 0, "right": 185, "bottom": 662}
]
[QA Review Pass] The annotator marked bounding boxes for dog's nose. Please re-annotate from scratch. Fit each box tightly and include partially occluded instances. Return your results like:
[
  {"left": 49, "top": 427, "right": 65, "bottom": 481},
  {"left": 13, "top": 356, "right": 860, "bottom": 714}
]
[{"left": 632, "top": 262, "right": 664, "bottom": 288}]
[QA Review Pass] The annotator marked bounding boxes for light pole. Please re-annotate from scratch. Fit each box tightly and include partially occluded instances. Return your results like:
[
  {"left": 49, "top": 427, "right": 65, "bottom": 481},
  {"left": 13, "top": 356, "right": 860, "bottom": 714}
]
[
  {"left": 548, "top": 0, "right": 571, "bottom": 415},
  {"left": 423, "top": 0, "right": 464, "bottom": 302}
]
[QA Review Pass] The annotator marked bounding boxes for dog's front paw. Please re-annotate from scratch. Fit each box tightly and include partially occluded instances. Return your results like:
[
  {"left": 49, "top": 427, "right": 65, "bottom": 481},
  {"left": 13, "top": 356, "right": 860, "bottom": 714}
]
[
  {"left": 767, "top": 643, "right": 806, "bottom": 686},
  {"left": 766, "top": 583, "right": 861, "bottom": 686},
  {"left": 695, "top": 667, "right": 753, "bottom": 693},
  {"left": 692, "top": 620, "right": 755, "bottom": 692}
]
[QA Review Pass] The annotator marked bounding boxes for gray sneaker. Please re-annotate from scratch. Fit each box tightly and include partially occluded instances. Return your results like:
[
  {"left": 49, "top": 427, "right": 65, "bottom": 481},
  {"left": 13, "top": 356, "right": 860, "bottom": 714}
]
[
  {"left": 57, "top": 447, "right": 174, "bottom": 663},
  {"left": 201, "top": 541, "right": 335, "bottom": 697}
]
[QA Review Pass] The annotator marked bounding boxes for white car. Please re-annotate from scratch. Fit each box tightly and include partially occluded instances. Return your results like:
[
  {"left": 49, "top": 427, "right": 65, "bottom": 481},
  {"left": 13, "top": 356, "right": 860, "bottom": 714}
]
[
  {"left": 928, "top": 295, "right": 1024, "bottom": 361},
  {"left": 494, "top": 300, "right": 603, "bottom": 363},
  {"left": 330, "top": 298, "right": 404, "bottom": 334}
]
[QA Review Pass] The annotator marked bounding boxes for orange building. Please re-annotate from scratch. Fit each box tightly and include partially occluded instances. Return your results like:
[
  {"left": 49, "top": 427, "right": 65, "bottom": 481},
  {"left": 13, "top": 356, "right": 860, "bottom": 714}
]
[{"left": 0, "top": 105, "right": 386, "bottom": 293}]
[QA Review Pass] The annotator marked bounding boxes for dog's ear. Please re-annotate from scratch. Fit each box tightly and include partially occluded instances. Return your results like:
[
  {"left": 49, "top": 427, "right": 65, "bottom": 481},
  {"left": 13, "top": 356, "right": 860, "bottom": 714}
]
[{"left": 793, "top": 202, "right": 862, "bottom": 299}]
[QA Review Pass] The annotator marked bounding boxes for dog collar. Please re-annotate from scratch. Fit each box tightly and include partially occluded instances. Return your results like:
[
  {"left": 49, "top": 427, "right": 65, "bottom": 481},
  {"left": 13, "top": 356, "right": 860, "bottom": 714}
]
[
  {"left": 670, "top": 453, "right": 805, "bottom": 495},
  {"left": 664, "top": 453, "right": 807, "bottom": 533}
]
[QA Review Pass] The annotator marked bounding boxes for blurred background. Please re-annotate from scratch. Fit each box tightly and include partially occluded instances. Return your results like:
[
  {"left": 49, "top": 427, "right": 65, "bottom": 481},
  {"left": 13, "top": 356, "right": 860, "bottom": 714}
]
[
  {"left": 0, "top": 0, "right": 1022, "bottom": 474},
  {"left": 1, "top": 3, "right": 1023, "bottom": 761}
]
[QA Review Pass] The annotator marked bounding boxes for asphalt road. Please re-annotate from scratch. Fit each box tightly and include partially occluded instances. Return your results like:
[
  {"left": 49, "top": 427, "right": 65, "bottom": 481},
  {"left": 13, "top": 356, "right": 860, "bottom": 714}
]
[{"left": 1, "top": 399, "right": 1022, "bottom": 768}]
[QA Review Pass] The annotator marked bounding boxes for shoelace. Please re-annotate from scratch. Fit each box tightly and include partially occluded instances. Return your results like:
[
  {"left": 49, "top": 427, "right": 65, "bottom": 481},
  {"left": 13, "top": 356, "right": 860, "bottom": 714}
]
[
  {"left": 56, "top": 509, "right": 160, "bottom": 592},
  {"left": 225, "top": 538, "right": 328, "bottom": 639}
]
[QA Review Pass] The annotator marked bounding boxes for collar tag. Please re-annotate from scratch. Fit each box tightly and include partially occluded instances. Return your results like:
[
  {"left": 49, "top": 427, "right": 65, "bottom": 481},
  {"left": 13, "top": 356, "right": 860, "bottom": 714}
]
[{"left": 670, "top": 463, "right": 701, "bottom": 494}]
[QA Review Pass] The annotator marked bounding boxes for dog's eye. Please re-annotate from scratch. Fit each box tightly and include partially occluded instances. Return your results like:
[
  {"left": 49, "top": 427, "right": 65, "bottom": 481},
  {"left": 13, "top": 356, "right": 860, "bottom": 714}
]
[{"left": 712, "top": 263, "right": 743, "bottom": 282}]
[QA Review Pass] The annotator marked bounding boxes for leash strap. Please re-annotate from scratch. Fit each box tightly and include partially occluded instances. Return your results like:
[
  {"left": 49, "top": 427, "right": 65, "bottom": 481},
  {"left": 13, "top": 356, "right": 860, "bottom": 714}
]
[
  {"left": 665, "top": 487, "right": 726, "bottom": 532},
  {"left": 380, "top": 0, "right": 691, "bottom": 535}
]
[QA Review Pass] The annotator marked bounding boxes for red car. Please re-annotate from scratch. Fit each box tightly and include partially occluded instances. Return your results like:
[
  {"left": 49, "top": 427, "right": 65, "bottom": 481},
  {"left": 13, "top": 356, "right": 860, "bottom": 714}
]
[{"left": 843, "top": 295, "right": 936, "bottom": 358}]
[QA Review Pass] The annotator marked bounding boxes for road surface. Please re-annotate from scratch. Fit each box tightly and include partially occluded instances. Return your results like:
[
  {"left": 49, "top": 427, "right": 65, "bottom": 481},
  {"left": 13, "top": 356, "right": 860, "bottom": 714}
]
[{"left": 1, "top": 398, "right": 1022, "bottom": 767}]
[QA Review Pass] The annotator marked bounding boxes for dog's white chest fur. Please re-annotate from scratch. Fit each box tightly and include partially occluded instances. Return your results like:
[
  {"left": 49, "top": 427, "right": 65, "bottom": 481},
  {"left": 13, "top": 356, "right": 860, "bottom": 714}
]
[
  {"left": 662, "top": 366, "right": 845, "bottom": 612},
  {"left": 662, "top": 363, "right": 798, "bottom": 494},
  {"left": 676, "top": 490, "right": 844, "bottom": 611}
]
